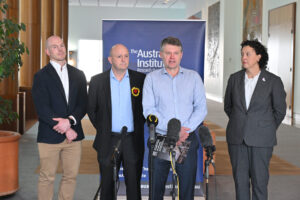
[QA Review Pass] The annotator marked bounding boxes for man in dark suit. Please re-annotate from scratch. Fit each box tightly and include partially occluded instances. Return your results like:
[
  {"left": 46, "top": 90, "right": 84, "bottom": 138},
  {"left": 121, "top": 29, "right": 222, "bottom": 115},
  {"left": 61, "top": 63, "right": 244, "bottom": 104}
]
[
  {"left": 88, "top": 44, "right": 145, "bottom": 200},
  {"left": 32, "top": 35, "right": 87, "bottom": 200},
  {"left": 224, "top": 40, "right": 286, "bottom": 200}
]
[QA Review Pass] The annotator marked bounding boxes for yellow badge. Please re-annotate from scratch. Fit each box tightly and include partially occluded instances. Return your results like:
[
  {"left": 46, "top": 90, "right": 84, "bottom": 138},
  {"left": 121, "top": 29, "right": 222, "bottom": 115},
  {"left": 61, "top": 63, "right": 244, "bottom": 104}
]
[{"left": 131, "top": 87, "right": 140, "bottom": 97}]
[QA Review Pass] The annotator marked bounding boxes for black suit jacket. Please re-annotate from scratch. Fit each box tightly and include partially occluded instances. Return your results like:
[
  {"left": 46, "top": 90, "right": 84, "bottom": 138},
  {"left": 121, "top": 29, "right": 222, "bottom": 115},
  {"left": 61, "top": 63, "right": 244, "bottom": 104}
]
[
  {"left": 224, "top": 69, "right": 286, "bottom": 147},
  {"left": 87, "top": 69, "right": 146, "bottom": 161},
  {"left": 32, "top": 63, "right": 87, "bottom": 143}
]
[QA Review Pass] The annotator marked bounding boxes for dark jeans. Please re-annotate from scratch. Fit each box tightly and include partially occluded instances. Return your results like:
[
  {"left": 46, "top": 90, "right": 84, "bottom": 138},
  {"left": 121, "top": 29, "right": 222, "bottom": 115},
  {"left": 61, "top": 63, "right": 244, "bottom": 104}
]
[{"left": 149, "top": 132, "right": 199, "bottom": 200}]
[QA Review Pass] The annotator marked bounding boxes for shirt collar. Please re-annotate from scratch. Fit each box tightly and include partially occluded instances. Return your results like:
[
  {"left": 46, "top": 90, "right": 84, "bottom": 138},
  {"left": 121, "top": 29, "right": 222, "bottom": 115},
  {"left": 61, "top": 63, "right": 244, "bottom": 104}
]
[
  {"left": 110, "top": 68, "right": 129, "bottom": 80},
  {"left": 50, "top": 60, "right": 67, "bottom": 72},
  {"left": 161, "top": 66, "right": 183, "bottom": 76}
]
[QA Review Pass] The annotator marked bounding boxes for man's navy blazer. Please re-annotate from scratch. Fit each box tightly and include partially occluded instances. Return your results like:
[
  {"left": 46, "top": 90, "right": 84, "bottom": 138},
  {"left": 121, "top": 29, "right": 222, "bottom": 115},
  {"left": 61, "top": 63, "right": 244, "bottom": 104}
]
[
  {"left": 224, "top": 69, "right": 286, "bottom": 147},
  {"left": 32, "top": 63, "right": 87, "bottom": 144},
  {"left": 87, "top": 69, "right": 146, "bottom": 162}
]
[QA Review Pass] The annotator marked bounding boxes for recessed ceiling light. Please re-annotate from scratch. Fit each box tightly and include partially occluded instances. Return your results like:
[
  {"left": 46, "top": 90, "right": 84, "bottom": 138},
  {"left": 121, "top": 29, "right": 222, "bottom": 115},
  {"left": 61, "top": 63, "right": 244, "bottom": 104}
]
[{"left": 163, "top": 0, "right": 170, "bottom": 4}]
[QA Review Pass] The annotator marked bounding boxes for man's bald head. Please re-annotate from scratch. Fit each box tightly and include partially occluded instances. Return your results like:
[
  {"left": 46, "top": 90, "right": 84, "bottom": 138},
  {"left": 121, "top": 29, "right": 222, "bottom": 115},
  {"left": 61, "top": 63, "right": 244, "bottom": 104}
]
[
  {"left": 45, "top": 35, "right": 66, "bottom": 64},
  {"left": 109, "top": 44, "right": 129, "bottom": 57},
  {"left": 46, "top": 35, "right": 63, "bottom": 49},
  {"left": 108, "top": 44, "right": 129, "bottom": 74}
]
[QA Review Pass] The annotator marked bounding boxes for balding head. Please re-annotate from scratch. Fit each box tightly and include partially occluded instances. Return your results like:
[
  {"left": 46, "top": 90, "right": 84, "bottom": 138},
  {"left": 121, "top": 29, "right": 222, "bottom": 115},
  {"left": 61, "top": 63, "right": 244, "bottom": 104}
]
[
  {"left": 108, "top": 44, "right": 129, "bottom": 75},
  {"left": 109, "top": 44, "right": 129, "bottom": 57},
  {"left": 46, "top": 35, "right": 63, "bottom": 49},
  {"left": 45, "top": 35, "right": 66, "bottom": 65}
]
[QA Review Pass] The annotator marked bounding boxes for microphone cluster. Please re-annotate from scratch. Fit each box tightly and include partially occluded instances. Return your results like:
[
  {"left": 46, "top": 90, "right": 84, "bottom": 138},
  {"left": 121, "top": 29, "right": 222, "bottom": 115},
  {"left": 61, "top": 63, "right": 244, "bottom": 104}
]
[
  {"left": 147, "top": 115, "right": 217, "bottom": 157},
  {"left": 147, "top": 115, "right": 181, "bottom": 148},
  {"left": 147, "top": 115, "right": 184, "bottom": 162}
]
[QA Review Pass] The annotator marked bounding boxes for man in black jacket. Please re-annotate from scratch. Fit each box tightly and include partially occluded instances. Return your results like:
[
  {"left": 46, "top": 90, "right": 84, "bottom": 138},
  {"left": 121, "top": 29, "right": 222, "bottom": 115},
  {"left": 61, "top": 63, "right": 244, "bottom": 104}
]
[
  {"left": 88, "top": 44, "right": 145, "bottom": 200},
  {"left": 32, "top": 35, "right": 87, "bottom": 200}
]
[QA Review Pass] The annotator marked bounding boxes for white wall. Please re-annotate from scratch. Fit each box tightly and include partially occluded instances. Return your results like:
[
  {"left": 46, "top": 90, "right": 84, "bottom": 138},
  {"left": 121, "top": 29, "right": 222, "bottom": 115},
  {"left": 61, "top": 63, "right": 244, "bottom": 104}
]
[
  {"left": 262, "top": 0, "right": 300, "bottom": 123},
  {"left": 186, "top": 0, "right": 300, "bottom": 122},
  {"left": 185, "top": 0, "right": 203, "bottom": 17},
  {"left": 68, "top": 6, "right": 186, "bottom": 51},
  {"left": 223, "top": 0, "right": 243, "bottom": 97},
  {"left": 186, "top": 0, "right": 241, "bottom": 102}
]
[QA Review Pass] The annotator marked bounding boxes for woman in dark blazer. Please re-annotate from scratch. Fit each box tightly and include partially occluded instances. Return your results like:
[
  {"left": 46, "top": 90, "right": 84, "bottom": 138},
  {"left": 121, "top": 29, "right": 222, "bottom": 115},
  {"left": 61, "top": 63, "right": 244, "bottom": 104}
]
[{"left": 224, "top": 40, "right": 286, "bottom": 200}]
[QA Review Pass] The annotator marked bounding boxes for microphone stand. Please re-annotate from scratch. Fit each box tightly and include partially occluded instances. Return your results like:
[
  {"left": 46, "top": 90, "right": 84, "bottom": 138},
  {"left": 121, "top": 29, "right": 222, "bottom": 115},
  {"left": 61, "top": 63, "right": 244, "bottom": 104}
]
[
  {"left": 112, "top": 147, "right": 120, "bottom": 200},
  {"left": 204, "top": 146, "right": 216, "bottom": 200},
  {"left": 170, "top": 144, "right": 177, "bottom": 200},
  {"left": 93, "top": 181, "right": 101, "bottom": 200},
  {"left": 149, "top": 139, "right": 155, "bottom": 200}
]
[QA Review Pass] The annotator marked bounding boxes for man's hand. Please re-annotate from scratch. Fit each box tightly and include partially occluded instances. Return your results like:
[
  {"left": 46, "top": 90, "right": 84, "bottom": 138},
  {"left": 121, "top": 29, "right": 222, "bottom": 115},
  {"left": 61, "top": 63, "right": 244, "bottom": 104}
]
[
  {"left": 176, "top": 126, "right": 190, "bottom": 146},
  {"left": 65, "top": 128, "right": 78, "bottom": 143},
  {"left": 52, "top": 118, "right": 71, "bottom": 134}
]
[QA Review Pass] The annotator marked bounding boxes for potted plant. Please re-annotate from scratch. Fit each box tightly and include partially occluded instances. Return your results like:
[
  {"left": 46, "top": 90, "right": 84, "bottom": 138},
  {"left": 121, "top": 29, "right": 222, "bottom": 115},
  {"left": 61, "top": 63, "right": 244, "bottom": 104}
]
[{"left": 0, "top": 0, "right": 28, "bottom": 196}]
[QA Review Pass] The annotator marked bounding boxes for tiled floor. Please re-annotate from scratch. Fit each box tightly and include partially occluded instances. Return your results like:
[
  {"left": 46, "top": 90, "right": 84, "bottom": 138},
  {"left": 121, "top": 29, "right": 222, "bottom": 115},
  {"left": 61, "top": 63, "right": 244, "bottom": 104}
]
[{"left": 1, "top": 99, "right": 300, "bottom": 199}]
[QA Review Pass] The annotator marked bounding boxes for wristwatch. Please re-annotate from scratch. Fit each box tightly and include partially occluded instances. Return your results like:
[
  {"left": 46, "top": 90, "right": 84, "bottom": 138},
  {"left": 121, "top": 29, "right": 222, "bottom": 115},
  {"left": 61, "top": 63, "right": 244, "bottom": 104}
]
[{"left": 68, "top": 117, "right": 75, "bottom": 125}]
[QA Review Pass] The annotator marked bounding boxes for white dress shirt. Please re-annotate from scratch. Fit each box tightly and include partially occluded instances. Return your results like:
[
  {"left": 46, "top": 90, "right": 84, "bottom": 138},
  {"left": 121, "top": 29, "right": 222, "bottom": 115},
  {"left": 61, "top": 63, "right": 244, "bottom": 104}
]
[
  {"left": 51, "top": 60, "right": 69, "bottom": 103},
  {"left": 50, "top": 61, "right": 77, "bottom": 125},
  {"left": 245, "top": 71, "right": 261, "bottom": 110}
]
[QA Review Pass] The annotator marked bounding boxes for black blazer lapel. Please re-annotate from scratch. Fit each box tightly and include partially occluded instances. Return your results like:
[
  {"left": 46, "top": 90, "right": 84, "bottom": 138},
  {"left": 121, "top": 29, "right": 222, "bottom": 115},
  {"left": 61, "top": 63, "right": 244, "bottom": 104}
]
[
  {"left": 104, "top": 70, "right": 112, "bottom": 129},
  {"left": 238, "top": 71, "right": 247, "bottom": 111},
  {"left": 46, "top": 64, "right": 68, "bottom": 106},
  {"left": 129, "top": 70, "right": 136, "bottom": 115},
  {"left": 68, "top": 65, "right": 75, "bottom": 105}
]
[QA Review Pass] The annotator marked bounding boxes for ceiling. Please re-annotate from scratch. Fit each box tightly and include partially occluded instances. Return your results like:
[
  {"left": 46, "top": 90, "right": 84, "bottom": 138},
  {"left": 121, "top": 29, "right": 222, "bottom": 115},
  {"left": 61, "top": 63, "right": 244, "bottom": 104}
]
[{"left": 68, "top": 0, "right": 186, "bottom": 9}]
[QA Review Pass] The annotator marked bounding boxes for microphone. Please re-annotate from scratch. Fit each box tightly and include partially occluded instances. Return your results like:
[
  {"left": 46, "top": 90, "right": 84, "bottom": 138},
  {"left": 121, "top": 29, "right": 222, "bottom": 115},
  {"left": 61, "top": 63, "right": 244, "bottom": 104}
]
[
  {"left": 147, "top": 114, "right": 159, "bottom": 144},
  {"left": 198, "top": 125, "right": 213, "bottom": 148},
  {"left": 198, "top": 125, "right": 216, "bottom": 182},
  {"left": 111, "top": 126, "right": 127, "bottom": 162},
  {"left": 166, "top": 118, "right": 181, "bottom": 148},
  {"left": 198, "top": 125, "right": 216, "bottom": 159}
]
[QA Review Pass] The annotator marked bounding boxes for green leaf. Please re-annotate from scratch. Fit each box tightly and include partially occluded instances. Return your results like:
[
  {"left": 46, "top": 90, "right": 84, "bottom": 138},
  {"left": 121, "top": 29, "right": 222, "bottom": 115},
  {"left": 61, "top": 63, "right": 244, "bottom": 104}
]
[
  {"left": 0, "top": 0, "right": 28, "bottom": 124},
  {"left": 0, "top": 96, "right": 18, "bottom": 124}
]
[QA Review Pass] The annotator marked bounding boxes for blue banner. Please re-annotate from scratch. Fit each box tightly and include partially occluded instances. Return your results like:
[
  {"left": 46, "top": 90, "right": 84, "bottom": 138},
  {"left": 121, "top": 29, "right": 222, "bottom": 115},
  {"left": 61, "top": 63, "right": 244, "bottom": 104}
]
[{"left": 102, "top": 20, "right": 206, "bottom": 196}]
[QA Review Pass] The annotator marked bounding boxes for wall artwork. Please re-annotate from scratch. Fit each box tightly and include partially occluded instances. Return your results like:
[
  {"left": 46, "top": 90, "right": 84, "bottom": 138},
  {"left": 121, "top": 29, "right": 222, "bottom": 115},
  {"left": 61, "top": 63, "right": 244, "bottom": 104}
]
[
  {"left": 207, "top": 2, "right": 220, "bottom": 78},
  {"left": 243, "top": 0, "right": 262, "bottom": 41}
]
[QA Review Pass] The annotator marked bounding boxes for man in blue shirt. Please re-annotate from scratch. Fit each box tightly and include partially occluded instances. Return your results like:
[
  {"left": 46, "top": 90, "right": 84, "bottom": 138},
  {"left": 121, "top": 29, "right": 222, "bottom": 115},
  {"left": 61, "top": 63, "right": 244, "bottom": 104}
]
[
  {"left": 88, "top": 44, "right": 145, "bottom": 200},
  {"left": 143, "top": 37, "right": 207, "bottom": 200}
]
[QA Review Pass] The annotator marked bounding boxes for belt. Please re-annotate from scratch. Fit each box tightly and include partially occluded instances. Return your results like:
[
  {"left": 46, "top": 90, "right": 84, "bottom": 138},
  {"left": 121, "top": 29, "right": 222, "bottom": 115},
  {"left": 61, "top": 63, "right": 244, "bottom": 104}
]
[{"left": 111, "top": 131, "right": 134, "bottom": 137}]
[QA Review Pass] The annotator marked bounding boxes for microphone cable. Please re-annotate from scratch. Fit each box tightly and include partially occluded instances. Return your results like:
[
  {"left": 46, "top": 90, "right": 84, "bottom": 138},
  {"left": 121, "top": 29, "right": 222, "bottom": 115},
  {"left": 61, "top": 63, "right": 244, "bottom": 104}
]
[{"left": 169, "top": 151, "right": 179, "bottom": 200}]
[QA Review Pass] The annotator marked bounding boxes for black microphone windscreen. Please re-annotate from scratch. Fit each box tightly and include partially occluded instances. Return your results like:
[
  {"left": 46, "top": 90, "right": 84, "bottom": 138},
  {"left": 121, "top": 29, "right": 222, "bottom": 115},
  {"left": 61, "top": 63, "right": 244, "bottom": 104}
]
[
  {"left": 147, "top": 114, "right": 158, "bottom": 127},
  {"left": 121, "top": 126, "right": 128, "bottom": 135},
  {"left": 198, "top": 125, "right": 213, "bottom": 148},
  {"left": 114, "top": 126, "right": 127, "bottom": 152},
  {"left": 166, "top": 118, "right": 181, "bottom": 146}
]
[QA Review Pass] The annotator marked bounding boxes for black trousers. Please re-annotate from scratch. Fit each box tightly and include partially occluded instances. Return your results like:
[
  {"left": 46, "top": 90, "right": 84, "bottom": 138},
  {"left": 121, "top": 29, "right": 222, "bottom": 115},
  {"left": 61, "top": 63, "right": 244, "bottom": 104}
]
[{"left": 97, "top": 133, "right": 143, "bottom": 200}]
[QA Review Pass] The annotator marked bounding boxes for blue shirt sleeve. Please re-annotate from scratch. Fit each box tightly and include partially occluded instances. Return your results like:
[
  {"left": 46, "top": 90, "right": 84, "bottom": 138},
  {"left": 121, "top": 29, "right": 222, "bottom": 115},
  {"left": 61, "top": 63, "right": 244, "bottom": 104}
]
[{"left": 182, "top": 72, "right": 207, "bottom": 132}]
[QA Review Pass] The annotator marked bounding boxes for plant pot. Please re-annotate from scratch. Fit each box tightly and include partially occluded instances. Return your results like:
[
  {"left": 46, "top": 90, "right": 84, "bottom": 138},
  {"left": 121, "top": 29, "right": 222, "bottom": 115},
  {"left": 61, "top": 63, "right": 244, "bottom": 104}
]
[{"left": 0, "top": 131, "right": 21, "bottom": 196}]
